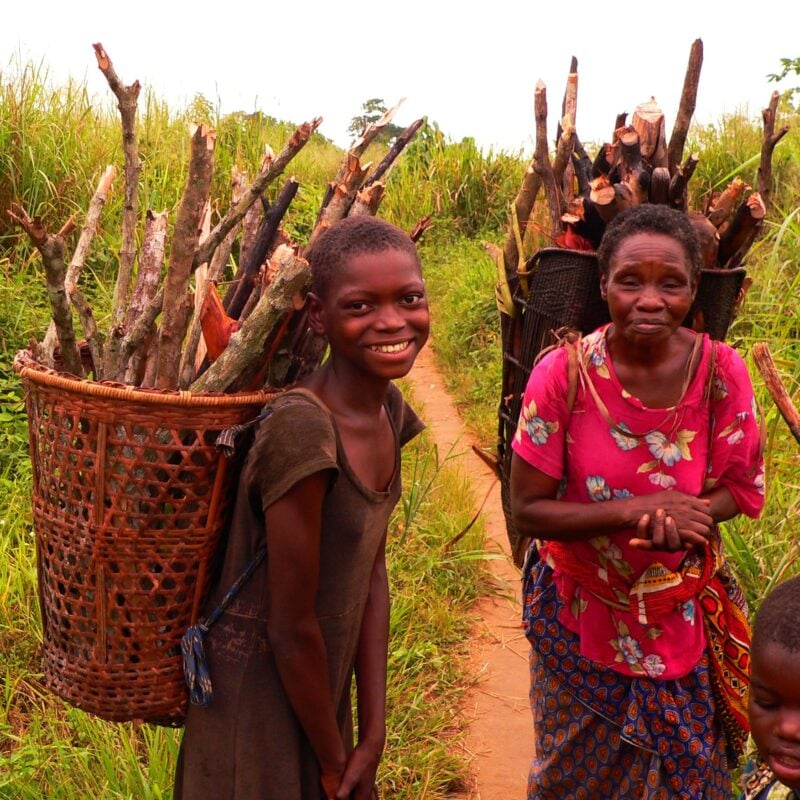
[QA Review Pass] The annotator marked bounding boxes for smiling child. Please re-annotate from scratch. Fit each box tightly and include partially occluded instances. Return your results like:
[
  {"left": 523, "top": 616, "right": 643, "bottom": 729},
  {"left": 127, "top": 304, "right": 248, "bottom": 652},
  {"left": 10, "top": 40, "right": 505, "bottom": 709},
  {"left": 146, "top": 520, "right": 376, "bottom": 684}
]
[{"left": 742, "top": 575, "right": 800, "bottom": 799}]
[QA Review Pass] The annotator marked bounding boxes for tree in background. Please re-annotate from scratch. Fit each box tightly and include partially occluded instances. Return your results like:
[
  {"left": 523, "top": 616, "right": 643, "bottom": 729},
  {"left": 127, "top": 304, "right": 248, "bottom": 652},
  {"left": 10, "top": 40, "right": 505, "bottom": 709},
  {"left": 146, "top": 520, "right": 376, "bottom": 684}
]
[
  {"left": 768, "top": 58, "right": 800, "bottom": 108},
  {"left": 348, "top": 98, "right": 403, "bottom": 144}
]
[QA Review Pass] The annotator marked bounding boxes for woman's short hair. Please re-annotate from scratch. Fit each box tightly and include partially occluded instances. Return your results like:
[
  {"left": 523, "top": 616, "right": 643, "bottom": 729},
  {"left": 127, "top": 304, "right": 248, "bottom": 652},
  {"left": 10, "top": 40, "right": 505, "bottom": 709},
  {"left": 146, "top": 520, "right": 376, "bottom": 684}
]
[
  {"left": 752, "top": 575, "right": 800, "bottom": 656},
  {"left": 596, "top": 205, "right": 703, "bottom": 279},
  {"left": 305, "top": 216, "right": 421, "bottom": 297}
]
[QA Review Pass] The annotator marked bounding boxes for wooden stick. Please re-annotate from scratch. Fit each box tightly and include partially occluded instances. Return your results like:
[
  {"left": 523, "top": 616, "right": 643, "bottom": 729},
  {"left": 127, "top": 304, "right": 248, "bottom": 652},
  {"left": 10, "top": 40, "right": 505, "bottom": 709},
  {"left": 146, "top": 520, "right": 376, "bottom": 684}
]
[
  {"left": 718, "top": 192, "right": 766, "bottom": 268},
  {"left": 308, "top": 155, "right": 369, "bottom": 246},
  {"left": 209, "top": 169, "right": 249, "bottom": 281},
  {"left": 118, "top": 287, "right": 164, "bottom": 368},
  {"left": 42, "top": 164, "right": 116, "bottom": 359},
  {"left": 589, "top": 177, "right": 618, "bottom": 223},
  {"left": 668, "top": 152, "right": 699, "bottom": 211},
  {"left": 362, "top": 117, "right": 424, "bottom": 188},
  {"left": 552, "top": 71, "right": 577, "bottom": 209},
  {"left": 572, "top": 138, "right": 593, "bottom": 196},
  {"left": 618, "top": 128, "right": 648, "bottom": 204},
  {"left": 348, "top": 182, "right": 386, "bottom": 217},
  {"left": 225, "top": 177, "right": 299, "bottom": 319},
  {"left": 556, "top": 57, "right": 578, "bottom": 143},
  {"left": 93, "top": 43, "right": 141, "bottom": 328},
  {"left": 503, "top": 163, "right": 541, "bottom": 279},
  {"left": 125, "top": 209, "right": 169, "bottom": 329},
  {"left": 410, "top": 214, "right": 434, "bottom": 243},
  {"left": 156, "top": 124, "right": 216, "bottom": 388},
  {"left": 752, "top": 342, "right": 800, "bottom": 445},
  {"left": 689, "top": 212, "right": 720, "bottom": 269},
  {"left": 189, "top": 170, "right": 249, "bottom": 377},
  {"left": 707, "top": 177, "right": 749, "bottom": 228},
  {"left": 757, "top": 91, "right": 790, "bottom": 215},
  {"left": 177, "top": 201, "right": 213, "bottom": 387},
  {"left": 8, "top": 205, "right": 83, "bottom": 376},
  {"left": 190, "top": 245, "right": 310, "bottom": 393},
  {"left": 532, "top": 81, "right": 561, "bottom": 240},
  {"left": 346, "top": 97, "right": 405, "bottom": 164},
  {"left": 632, "top": 97, "right": 667, "bottom": 168},
  {"left": 649, "top": 167, "right": 670, "bottom": 205},
  {"left": 668, "top": 39, "right": 703, "bottom": 176},
  {"left": 194, "top": 119, "right": 321, "bottom": 269},
  {"left": 123, "top": 211, "right": 166, "bottom": 384}
]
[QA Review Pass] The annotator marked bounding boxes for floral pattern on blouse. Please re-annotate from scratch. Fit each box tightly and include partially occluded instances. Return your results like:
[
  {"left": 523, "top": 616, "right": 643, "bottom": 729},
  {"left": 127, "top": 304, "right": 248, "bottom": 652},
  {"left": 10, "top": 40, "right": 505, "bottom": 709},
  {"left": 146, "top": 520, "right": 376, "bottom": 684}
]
[{"left": 513, "top": 326, "right": 765, "bottom": 679}]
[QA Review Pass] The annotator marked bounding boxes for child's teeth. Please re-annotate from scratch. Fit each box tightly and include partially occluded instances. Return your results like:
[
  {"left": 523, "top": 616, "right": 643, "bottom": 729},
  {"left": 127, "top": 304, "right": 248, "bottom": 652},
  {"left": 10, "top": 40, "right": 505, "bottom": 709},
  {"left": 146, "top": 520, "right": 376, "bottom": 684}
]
[{"left": 373, "top": 342, "right": 408, "bottom": 353}]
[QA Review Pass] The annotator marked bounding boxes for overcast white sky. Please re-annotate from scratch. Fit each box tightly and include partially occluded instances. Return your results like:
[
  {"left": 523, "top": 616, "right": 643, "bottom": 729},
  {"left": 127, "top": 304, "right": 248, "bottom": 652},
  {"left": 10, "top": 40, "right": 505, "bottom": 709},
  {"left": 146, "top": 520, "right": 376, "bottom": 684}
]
[{"left": 2, "top": 0, "right": 799, "bottom": 153}]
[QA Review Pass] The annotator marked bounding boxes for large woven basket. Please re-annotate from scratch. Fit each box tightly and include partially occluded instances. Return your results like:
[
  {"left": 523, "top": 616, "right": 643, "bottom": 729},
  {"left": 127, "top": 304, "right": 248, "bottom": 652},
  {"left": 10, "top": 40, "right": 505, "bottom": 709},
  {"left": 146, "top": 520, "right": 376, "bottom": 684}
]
[
  {"left": 13, "top": 349, "right": 275, "bottom": 724},
  {"left": 497, "top": 249, "right": 747, "bottom": 563}
]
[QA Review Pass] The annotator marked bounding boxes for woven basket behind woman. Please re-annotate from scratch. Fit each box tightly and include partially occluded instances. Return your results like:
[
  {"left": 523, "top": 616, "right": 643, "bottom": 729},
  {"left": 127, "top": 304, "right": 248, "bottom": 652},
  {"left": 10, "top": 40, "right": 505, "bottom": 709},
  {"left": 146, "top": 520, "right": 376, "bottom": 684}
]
[{"left": 14, "top": 349, "right": 275, "bottom": 724}]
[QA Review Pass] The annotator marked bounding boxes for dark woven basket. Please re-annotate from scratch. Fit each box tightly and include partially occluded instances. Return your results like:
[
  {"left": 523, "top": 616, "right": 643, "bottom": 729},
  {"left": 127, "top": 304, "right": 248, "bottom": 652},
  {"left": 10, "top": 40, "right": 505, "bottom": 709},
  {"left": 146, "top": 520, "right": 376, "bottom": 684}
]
[
  {"left": 497, "top": 249, "right": 747, "bottom": 562},
  {"left": 685, "top": 267, "right": 748, "bottom": 342},
  {"left": 13, "top": 349, "right": 275, "bottom": 724}
]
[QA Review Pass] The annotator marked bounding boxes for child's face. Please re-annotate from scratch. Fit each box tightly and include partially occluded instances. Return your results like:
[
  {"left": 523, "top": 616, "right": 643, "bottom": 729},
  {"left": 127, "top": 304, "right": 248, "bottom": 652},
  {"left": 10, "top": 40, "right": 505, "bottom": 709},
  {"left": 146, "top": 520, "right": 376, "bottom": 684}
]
[
  {"left": 749, "top": 641, "right": 800, "bottom": 788},
  {"left": 310, "top": 248, "right": 429, "bottom": 381}
]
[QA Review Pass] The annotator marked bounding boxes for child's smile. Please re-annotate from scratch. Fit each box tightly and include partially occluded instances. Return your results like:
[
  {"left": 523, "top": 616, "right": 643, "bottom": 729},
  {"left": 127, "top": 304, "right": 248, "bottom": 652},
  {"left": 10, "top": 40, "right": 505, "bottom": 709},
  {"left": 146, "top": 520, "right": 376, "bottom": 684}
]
[
  {"left": 311, "top": 248, "right": 430, "bottom": 382},
  {"left": 749, "top": 641, "right": 800, "bottom": 789}
]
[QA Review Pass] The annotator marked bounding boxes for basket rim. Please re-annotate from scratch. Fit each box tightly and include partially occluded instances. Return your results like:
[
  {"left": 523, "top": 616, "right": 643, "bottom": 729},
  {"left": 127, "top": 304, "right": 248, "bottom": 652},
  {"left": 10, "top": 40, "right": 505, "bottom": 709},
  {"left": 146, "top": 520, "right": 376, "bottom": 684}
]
[{"left": 13, "top": 349, "right": 276, "bottom": 408}]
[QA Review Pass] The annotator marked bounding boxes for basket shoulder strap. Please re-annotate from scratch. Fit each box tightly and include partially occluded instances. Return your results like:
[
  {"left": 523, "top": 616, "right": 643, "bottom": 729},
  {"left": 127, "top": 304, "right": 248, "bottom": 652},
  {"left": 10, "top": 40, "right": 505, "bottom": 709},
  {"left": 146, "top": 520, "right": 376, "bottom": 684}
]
[
  {"left": 564, "top": 339, "right": 580, "bottom": 415},
  {"left": 215, "top": 391, "right": 319, "bottom": 457},
  {"left": 202, "top": 544, "right": 268, "bottom": 630}
]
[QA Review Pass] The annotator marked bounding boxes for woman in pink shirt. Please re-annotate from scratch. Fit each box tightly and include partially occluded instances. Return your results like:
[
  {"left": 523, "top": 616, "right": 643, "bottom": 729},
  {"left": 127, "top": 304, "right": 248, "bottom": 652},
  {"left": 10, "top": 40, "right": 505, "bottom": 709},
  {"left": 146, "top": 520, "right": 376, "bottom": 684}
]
[{"left": 511, "top": 205, "right": 764, "bottom": 799}]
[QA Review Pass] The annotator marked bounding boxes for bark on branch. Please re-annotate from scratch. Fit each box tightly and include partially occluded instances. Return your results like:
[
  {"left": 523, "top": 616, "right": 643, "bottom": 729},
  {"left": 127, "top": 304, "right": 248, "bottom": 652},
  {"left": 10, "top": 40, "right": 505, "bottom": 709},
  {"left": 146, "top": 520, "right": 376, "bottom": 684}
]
[
  {"left": 156, "top": 124, "right": 216, "bottom": 388},
  {"left": 308, "top": 155, "right": 369, "bottom": 246},
  {"left": 190, "top": 245, "right": 310, "bottom": 393},
  {"left": 668, "top": 39, "right": 703, "bottom": 176},
  {"left": 752, "top": 342, "right": 800, "bottom": 446},
  {"left": 193, "top": 118, "right": 322, "bottom": 269},
  {"left": 757, "top": 91, "right": 790, "bottom": 215},
  {"left": 362, "top": 117, "right": 424, "bottom": 188},
  {"left": 93, "top": 43, "right": 141, "bottom": 327},
  {"left": 533, "top": 81, "right": 562, "bottom": 240},
  {"left": 8, "top": 204, "right": 83, "bottom": 376},
  {"left": 42, "top": 164, "right": 116, "bottom": 365},
  {"left": 346, "top": 98, "right": 405, "bottom": 163}
]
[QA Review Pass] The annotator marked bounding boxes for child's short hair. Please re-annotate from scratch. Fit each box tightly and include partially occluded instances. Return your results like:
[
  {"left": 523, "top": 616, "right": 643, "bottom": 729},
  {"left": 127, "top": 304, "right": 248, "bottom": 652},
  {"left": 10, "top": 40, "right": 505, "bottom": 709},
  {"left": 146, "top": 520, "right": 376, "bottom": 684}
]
[
  {"left": 752, "top": 575, "right": 800, "bottom": 655},
  {"left": 305, "top": 216, "right": 421, "bottom": 297}
]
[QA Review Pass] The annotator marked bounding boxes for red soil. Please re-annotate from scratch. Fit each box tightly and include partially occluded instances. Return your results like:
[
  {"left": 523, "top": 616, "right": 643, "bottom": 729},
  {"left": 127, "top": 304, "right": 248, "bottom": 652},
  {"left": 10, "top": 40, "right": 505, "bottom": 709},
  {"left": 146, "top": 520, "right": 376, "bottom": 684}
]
[{"left": 408, "top": 345, "right": 532, "bottom": 799}]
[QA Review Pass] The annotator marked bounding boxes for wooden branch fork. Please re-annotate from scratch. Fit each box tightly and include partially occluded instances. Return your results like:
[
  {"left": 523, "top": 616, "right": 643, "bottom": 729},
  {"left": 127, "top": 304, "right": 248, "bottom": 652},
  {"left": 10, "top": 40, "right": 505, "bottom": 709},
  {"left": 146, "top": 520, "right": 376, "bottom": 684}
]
[{"left": 10, "top": 46, "right": 423, "bottom": 395}]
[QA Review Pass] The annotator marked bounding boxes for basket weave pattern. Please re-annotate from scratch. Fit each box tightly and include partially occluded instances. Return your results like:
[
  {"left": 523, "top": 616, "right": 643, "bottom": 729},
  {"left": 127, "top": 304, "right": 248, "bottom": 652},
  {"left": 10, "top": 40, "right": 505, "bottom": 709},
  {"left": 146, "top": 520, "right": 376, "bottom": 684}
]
[{"left": 14, "top": 350, "right": 273, "bottom": 724}]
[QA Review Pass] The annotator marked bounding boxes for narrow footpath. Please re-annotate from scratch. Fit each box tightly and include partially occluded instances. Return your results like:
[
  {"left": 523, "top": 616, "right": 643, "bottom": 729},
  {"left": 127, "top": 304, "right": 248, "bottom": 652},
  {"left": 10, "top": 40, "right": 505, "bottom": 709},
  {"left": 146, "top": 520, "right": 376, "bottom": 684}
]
[{"left": 408, "top": 345, "right": 532, "bottom": 799}]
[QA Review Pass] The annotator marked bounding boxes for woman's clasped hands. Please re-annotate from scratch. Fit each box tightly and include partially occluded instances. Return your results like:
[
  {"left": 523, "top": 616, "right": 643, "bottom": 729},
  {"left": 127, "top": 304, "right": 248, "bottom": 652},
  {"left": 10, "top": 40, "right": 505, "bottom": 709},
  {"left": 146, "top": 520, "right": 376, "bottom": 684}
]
[{"left": 627, "top": 490, "right": 714, "bottom": 552}]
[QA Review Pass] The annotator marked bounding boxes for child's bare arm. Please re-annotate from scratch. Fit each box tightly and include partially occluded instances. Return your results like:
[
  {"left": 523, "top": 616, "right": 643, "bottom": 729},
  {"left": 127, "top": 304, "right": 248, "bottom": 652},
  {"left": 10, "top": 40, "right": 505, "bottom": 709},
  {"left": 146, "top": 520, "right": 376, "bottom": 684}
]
[
  {"left": 336, "top": 532, "right": 389, "bottom": 799},
  {"left": 264, "top": 471, "right": 346, "bottom": 793}
]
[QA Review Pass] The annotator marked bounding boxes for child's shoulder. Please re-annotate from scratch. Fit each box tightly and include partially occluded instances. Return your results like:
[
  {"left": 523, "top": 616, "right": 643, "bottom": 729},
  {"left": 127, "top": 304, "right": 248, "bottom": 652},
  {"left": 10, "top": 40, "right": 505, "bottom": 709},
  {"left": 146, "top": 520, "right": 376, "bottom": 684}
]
[
  {"left": 385, "top": 382, "right": 425, "bottom": 447},
  {"left": 741, "top": 761, "right": 799, "bottom": 800}
]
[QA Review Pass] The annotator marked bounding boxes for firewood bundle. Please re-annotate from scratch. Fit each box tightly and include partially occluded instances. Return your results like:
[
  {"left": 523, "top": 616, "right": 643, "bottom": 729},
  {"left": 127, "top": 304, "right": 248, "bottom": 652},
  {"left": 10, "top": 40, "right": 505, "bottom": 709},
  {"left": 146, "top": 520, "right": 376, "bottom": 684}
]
[
  {"left": 497, "top": 40, "right": 790, "bottom": 293},
  {"left": 9, "top": 44, "right": 424, "bottom": 394}
]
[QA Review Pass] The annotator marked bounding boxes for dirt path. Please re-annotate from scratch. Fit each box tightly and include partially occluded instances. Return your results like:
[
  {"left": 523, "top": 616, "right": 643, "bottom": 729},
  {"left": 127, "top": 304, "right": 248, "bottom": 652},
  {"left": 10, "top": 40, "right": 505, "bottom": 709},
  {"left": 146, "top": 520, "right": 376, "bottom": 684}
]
[{"left": 408, "top": 345, "right": 532, "bottom": 799}]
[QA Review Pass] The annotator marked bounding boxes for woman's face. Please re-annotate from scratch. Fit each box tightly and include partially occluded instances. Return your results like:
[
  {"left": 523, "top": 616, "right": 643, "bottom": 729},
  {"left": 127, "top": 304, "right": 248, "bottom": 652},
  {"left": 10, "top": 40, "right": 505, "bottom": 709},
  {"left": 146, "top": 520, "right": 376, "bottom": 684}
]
[{"left": 601, "top": 232, "right": 697, "bottom": 348}]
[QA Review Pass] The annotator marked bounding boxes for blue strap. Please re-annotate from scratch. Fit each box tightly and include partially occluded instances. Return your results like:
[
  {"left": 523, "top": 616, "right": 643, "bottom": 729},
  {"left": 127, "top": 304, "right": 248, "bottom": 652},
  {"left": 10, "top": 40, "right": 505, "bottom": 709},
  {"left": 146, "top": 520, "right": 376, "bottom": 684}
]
[{"left": 181, "top": 544, "right": 267, "bottom": 707}]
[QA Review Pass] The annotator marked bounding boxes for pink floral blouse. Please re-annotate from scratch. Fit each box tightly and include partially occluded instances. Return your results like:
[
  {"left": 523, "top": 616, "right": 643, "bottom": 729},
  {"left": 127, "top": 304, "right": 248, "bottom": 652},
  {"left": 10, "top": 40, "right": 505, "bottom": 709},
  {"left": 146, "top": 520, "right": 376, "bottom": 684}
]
[{"left": 512, "top": 325, "right": 765, "bottom": 679}]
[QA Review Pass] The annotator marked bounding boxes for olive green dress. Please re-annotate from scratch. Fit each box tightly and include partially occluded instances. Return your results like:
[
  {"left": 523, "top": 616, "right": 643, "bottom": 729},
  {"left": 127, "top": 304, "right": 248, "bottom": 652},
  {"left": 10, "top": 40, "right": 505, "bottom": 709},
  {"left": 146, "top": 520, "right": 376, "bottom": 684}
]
[{"left": 174, "top": 385, "right": 423, "bottom": 800}]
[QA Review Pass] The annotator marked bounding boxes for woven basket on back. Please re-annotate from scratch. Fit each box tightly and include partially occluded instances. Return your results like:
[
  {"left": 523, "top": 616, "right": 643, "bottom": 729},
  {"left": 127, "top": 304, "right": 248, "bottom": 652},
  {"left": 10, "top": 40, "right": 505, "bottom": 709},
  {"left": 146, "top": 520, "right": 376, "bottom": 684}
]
[
  {"left": 497, "top": 249, "right": 747, "bottom": 563},
  {"left": 13, "top": 349, "right": 275, "bottom": 724}
]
